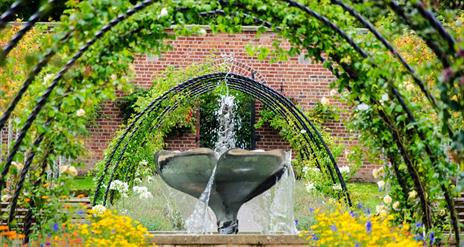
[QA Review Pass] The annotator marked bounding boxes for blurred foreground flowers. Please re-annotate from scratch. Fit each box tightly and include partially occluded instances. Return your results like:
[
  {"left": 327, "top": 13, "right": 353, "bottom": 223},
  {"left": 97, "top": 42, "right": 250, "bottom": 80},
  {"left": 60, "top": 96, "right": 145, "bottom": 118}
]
[
  {"left": 299, "top": 204, "right": 421, "bottom": 247},
  {"left": 28, "top": 206, "right": 153, "bottom": 247}
]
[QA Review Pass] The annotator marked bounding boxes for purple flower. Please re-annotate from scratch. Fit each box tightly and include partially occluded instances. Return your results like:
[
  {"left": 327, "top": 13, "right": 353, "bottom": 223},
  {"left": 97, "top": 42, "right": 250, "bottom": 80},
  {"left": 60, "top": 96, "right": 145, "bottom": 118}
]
[
  {"left": 366, "top": 221, "right": 372, "bottom": 233},
  {"left": 357, "top": 203, "right": 363, "bottom": 209},
  {"left": 415, "top": 222, "right": 423, "bottom": 228},
  {"left": 442, "top": 68, "right": 453, "bottom": 82},
  {"left": 355, "top": 243, "right": 360, "bottom": 247},
  {"left": 294, "top": 220, "right": 298, "bottom": 226},
  {"left": 457, "top": 49, "right": 464, "bottom": 57},
  {"left": 429, "top": 232, "right": 435, "bottom": 245},
  {"left": 349, "top": 211, "right": 356, "bottom": 218},
  {"left": 414, "top": 233, "right": 424, "bottom": 241},
  {"left": 52, "top": 223, "right": 59, "bottom": 232},
  {"left": 312, "top": 234, "right": 319, "bottom": 241},
  {"left": 330, "top": 224, "right": 337, "bottom": 232},
  {"left": 77, "top": 210, "right": 84, "bottom": 215},
  {"left": 309, "top": 207, "right": 315, "bottom": 213}
]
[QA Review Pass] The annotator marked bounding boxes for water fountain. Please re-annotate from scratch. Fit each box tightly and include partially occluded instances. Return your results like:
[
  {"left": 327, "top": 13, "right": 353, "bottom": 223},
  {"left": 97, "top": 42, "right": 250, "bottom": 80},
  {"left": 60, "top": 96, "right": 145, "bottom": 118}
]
[{"left": 156, "top": 94, "right": 295, "bottom": 234}]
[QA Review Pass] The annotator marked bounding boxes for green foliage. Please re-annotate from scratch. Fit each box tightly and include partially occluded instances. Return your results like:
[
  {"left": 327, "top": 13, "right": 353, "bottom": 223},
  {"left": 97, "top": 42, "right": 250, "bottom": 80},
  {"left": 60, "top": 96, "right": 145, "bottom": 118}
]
[
  {"left": 1, "top": 0, "right": 464, "bottom": 241},
  {"left": 116, "top": 87, "right": 150, "bottom": 123},
  {"left": 94, "top": 61, "right": 231, "bottom": 203},
  {"left": 255, "top": 104, "right": 354, "bottom": 192}
]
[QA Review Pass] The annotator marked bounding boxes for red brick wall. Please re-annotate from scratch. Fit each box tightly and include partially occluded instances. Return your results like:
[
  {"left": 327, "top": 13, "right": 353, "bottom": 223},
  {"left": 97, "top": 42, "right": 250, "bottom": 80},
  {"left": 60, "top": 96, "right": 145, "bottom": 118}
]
[{"left": 83, "top": 28, "right": 376, "bottom": 181}]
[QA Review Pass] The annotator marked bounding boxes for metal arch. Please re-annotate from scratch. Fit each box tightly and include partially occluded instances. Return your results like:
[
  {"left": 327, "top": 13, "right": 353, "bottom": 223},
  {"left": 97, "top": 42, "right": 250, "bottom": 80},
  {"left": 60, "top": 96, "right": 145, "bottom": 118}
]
[
  {"left": 95, "top": 73, "right": 326, "bottom": 204},
  {"left": 98, "top": 73, "right": 349, "bottom": 205},
  {"left": 413, "top": 1, "right": 456, "bottom": 55},
  {"left": 101, "top": 82, "right": 221, "bottom": 205},
  {"left": 0, "top": 1, "right": 436, "bottom": 212},
  {"left": 387, "top": 1, "right": 451, "bottom": 67},
  {"left": 331, "top": 0, "right": 439, "bottom": 112},
  {"left": 0, "top": 0, "right": 436, "bottom": 210},
  {"left": 0, "top": 0, "right": 55, "bottom": 62},
  {"left": 230, "top": 75, "right": 350, "bottom": 203},
  {"left": 0, "top": 0, "right": 457, "bottom": 238},
  {"left": 93, "top": 75, "right": 223, "bottom": 204},
  {"left": 119, "top": 77, "right": 333, "bottom": 193},
  {"left": 270, "top": 1, "right": 457, "bottom": 234},
  {"left": 0, "top": 0, "right": 157, "bottom": 201},
  {"left": 0, "top": 0, "right": 23, "bottom": 30},
  {"left": 0, "top": 31, "right": 72, "bottom": 133},
  {"left": 5, "top": 24, "right": 151, "bottom": 225}
]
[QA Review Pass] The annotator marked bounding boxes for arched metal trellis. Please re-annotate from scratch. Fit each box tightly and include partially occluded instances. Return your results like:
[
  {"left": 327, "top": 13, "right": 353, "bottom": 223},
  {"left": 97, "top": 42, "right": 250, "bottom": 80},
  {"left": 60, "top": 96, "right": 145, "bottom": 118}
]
[
  {"left": 0, "top": 0, "right": 462, "bottom": 244},
  {"left": 93, "top": 72, "right": 350, "bottom": 206}
]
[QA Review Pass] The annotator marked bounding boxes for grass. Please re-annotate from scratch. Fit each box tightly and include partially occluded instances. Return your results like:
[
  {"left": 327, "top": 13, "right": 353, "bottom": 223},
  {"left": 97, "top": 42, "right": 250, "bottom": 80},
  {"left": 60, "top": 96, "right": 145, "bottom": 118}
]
[
  {"left": 80, "top": 176, "right": 382, "bottom": 232},
  {"left": 347, "top": 182, "right": 382, "bottom": 210},
  {"left": 68, "top": 176, "right": 95, "bottom": 195},
  {"left": 293, "top": 180, "right": 382, "bottom": 230},
  {"left": 70, "top": 176, "right": 382, "bottom": 231}
]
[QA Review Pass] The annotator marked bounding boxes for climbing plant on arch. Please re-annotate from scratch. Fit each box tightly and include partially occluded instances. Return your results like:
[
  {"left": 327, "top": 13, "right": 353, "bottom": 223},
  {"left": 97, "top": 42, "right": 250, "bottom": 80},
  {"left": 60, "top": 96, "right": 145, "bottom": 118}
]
[
  {"left": 0, "top": 0, "right": 463, "bottom": 244},
  {"left": 93, "top": 70, "right": 350, "bottom": 206}
]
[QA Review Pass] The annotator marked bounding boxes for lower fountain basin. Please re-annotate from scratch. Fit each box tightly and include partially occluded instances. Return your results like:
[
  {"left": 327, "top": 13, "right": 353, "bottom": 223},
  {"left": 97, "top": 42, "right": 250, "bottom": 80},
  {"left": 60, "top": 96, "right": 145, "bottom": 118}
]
[{"left": 156, "top": 148, "right": 287, "bottom": 234}]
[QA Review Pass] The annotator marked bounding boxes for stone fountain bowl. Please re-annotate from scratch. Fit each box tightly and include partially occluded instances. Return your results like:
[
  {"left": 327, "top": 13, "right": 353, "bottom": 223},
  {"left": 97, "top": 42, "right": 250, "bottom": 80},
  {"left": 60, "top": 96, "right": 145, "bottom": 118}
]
[{"left": 156, "top": 148, "right": 287, "bottom": 234}]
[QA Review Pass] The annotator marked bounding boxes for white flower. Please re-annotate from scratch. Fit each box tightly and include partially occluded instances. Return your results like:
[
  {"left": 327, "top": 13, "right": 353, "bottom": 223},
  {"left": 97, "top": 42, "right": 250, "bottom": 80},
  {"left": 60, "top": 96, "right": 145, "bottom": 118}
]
[
  {"left": 198, "top": 28, "right": 207, "bottom": 36},
  {"left": 380, "top": 94, "right": 389, "bottom": 103},
  {"left": 147, "top": 176, "right": 154, "bottom": 184},
  {"left": 1, "top": 194, "right": 11, "bottom": 202},
  {"left": 376, "top": 204, "right": 388, "bottom": 216},
  {"left": 339, "top": 166, "right": 350, "bottom": 174},
  {"left": 133, "top": 186, "right": 148, "bottom": 194},
  {"left": 392, "top": 201, "right": 400, "bottom": 210},
  {"left": 303, "top": 166, "right": 320, "bottom": 174},
  {"left": 92, "top": 205, "right": 106, "bottom": 216},
  {"left": 139, "top": 160, "right": 148, "bottom": 166},
  {"left": 332, "top": 184, "right": 342, "bottom": 191},
  {"left": 356, "top": 103, "right": 369, "bottom": 111},
  {"left": 139, "top": 191, "right": 153, "bottom": 200},
  {"left": 44, "top": 74, "right": 54, "bottom": 83},
  {"left": 110, "top": 74, "right": 117, "bottom": 81},
  {"left": 67, "top": 166, "right": 78, "bottom": 176},
  {"left": 59, "top": 165, "right": 78, "bottom": 176},
  {"left": 300, "top": 129, "right": 307, "bottom": 134},
  {"left": 377, "top": 180, "right": 385, "bottom": 191},
  {"left": 408, "top": 190, "right": 417, "bottom": 200},
  {"left": 76, "top": 108, "right": 86, "bottom": 117},
  {"left": 302, "top": 166, "right": 309, "bottom": 174},
  {"left": 134, "top": 178, "right": 142, "bottom": 184},
  {"left": 109, "top": 180, "right": 129, "bottom": 193},
  {"left": 320, "top": 96, "right": 330, "bottom": 106},
  {"left": 383, "top": 195, "right": 392, "bottom": 204},
  {"left": 329, "top": 89, "right": 338, "bottom": 96},
  {"left": 158, "top": 7, "right": 168, "bottom": 18},
  {"left": 305, "top": 182, "right": 315, "bottom": 192},
  {"left": 59, "top": 165, "right": 69, "bottom": 174},
  {"left": 309, "top": 167, "right": 320, "bottom": 173},
  {"left": 405, "top": 82, "right": 415, "bottom": 91},
  {"left": 11, "top": 161, "right": 24, "bottom": 172}
]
